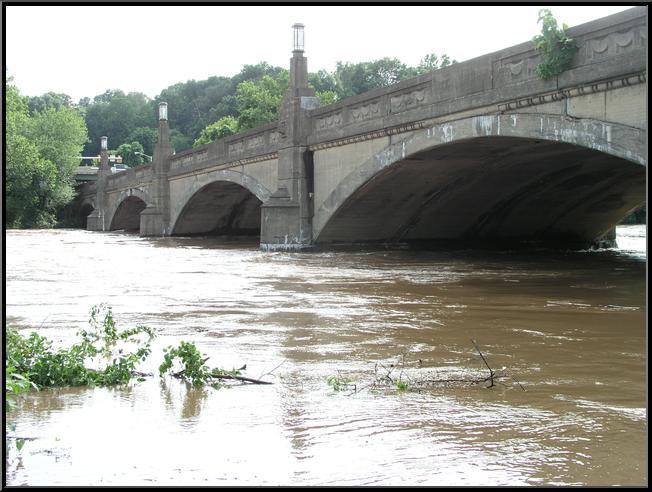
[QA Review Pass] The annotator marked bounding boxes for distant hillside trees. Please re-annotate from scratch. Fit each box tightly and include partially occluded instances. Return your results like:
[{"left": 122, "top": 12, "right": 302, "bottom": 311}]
[{"left": 74, "top": 53, "right": 456, "bottom": 154}]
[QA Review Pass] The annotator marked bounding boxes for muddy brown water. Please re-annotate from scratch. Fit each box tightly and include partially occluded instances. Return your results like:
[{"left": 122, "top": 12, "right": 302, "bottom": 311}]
[{"left": 4, "top": 226, "right": 647, "bottom": 486}]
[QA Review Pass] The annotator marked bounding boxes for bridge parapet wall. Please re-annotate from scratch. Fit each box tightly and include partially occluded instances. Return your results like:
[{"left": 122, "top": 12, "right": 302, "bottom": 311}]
[
  {"left": 307, "top": 7, "right": 646, "bottom": 149},
  {"left": 105, "top": 163, "right": 153, "bottom": 192},
  {"left": 168, "top": 123, "right": 280, "bottom": 177}
]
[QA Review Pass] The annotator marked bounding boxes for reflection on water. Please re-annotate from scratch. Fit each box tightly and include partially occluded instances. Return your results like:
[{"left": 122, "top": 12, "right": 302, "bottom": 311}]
[{"left": 4, "top": 225, "right": 647, "bottom": 486}]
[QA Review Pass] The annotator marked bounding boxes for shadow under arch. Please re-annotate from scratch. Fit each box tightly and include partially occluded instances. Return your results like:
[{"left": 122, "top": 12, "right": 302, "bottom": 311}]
[
  {"left": 313, "top": 114, "right": 646, "bottom": 248},
  {"left": 109, "top": 196, "right": 148, "bottom": 232},
  {"left": 105, "top": 188, "right": 152, "bottom": 232},
  {"left": 171, "top": 177, "right": 270, "bottom": 237}
]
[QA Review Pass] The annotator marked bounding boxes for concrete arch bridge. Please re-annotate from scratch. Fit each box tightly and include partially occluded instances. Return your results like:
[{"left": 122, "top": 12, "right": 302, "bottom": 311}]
[{"left": 81, "top": 7, "right": 646, "bottom": 250}]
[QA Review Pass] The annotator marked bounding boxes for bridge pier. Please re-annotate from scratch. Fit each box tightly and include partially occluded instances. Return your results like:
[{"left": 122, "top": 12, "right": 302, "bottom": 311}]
[
  {"left": 141, "top": 103, "right": 174, "bottom": 236},
  {"left": 261, "top": 23, "right": 318, "bottom": 251},
  {"left": 260, "top": 187, "right": 305, "bottom": 251},
  {"left": 86, "top": 136, "right": 112, "bottom": 231}
]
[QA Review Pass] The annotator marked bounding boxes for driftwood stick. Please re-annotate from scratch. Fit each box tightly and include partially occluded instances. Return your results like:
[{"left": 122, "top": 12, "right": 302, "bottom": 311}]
[
  {"left": 258, "top": 360, "right": 285, "bottom": 380},
  {"left": 212, "top": 374, "right": 272, "bottom": 385},
  {"left": 471, "top": 339, "right": 495, "bottom": 387},
  {"left": 511, "top": 375, "right": 526, "bottom": 392}
]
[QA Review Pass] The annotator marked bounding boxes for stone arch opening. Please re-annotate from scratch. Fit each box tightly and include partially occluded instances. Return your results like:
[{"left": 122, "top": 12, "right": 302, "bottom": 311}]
[
  {"left": 172, "top": 181, "right": 262, "bottom": 237},
  {"left": 110, "top": 196, "right": 147, "bottom": 232},
  {"left": 315, "top": 136, "right": 645, "bottom": 248}
]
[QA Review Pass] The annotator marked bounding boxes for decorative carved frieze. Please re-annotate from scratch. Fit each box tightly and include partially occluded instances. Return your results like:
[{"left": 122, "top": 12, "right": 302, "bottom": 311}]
[
  {"left": 269, "top": 131, "right": 280, "bottom": 145},
  {"left": 246, "top": 135, "right": 264, "bottom": 150},
  {"left": 390, "top": 88, "right": 428, "bottom": 113},
  {"left": 228, "top": 140, "right": 244, "bottom": 155},
  {"left": 171, "top": 149, "right": 208, "bottom": 169},
  {"left": 316, "top": 112, "right": 342, "bottom": 131},
  {"left": 493, "top": 54, "right": 540, "bottom": 85},
  {"left": 351, "top": 100, "right": 381, "bottom": 121},
  {"left": 586, "top": 26, "right": 645, "bottom": 59}
]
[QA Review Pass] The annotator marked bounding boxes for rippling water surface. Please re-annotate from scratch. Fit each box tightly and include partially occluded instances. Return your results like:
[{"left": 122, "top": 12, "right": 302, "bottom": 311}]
[{"left": 4, "top": 225, "right": 647, "bottom": 486}]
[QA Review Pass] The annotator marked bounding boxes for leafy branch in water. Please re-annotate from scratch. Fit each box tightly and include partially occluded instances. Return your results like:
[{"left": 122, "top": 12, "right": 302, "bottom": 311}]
[
  {"left": 532, "top": 9, "right": 579, "bottom": 80},
  {"left": 159, "top": 341, "right": 220, "bottom": 388},
  {"left": 159, "top": 341, "right": 271, "bottom": 388},
  {"left": 6, "top": 304, "right": 156, "bottom": 388}
]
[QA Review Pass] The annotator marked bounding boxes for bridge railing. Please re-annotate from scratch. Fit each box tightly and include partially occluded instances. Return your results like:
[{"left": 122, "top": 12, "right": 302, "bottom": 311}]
[
  {"left": 306, "top": 7, "right": 646, "bottom": 147},
  {"left": 105, "top": 163, "right": 152, "bottom": 190},
  {"left": 168, "top": 122, "right": 280, "bottom": 175}
]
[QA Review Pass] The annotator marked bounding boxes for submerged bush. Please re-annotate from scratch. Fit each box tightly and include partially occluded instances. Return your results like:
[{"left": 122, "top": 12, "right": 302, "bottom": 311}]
[{"left": 5, "top": 304, "right": 156, "bottom": 388}]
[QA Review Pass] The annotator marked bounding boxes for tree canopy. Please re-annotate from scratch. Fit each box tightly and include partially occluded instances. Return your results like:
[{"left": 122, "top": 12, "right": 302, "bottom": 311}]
[{"left": 5, "top": 78, "right": 88, "bottom": 228}]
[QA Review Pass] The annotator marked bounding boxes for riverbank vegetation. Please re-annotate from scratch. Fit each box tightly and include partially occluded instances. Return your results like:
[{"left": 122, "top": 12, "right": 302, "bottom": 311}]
[{"left": 5, "top": 78, "right": 88, "bottom": 228}]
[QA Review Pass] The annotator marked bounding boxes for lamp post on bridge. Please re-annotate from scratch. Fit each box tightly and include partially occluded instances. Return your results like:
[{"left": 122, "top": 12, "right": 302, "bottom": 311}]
[
  {"left": 139, "top": 101, "right": 173, "bottom": 236},
  {"left": 260, "top": 23, "right": 319, "bottom": 251},
  {"left": 86, "top": 135, "right": 112, "bottom": 231}
]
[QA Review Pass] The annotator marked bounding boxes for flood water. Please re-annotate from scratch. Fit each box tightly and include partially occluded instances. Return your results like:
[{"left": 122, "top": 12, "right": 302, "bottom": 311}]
[{"left": 4, "top": 225, "right": 647, "bottom": 486}]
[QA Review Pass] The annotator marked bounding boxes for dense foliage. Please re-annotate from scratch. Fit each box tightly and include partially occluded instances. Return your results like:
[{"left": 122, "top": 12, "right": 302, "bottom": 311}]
[
  {"left": 5, "top": 78, "right": 88, "bottom": 228},
  {"left": 6, "top": 304, "right": 156, "bottom": 388}
]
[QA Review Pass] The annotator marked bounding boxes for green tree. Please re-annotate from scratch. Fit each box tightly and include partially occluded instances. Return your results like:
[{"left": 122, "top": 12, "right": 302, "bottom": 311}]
[
  {"left": 235, "top": 71, "right": 289, "bottom": 131},
  {"left": 532, "top": 9, "right": 578, "bottom": 80},
  {"left": 83, "top": 90, "right": 152, "bottom": 155},
  {"left": 170, "top": 129, "right": 193, "bottom": 153},
  {"left": 28, "top": 92, "right": 72, "bottom": 115},
  {"left": 415, "top": 53, "right": 457, "bottom": 74},
  {"left": 116, "top": 141, "right": 145, "bottom": 167},
  {"left": 5, "top": 79, "right": 88, "bottom": 228},
  {"left": 316, "top": 90, "right": 338, "bottom": 106},
  {"left": 127, "top": 127, "right": 158, "bottom": 156},
  {"left": 333, "top": 58, "right": 414, "bottom": 98},
  {"left": 193, "top": 115, "right": 239, "bottom": 147},
  {"left": 309, "top": 69, "right": 339, "bottom": 94}
]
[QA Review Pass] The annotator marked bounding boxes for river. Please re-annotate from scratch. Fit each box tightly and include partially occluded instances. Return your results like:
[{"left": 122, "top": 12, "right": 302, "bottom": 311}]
[{"left": 4, "top": 225, "right": 647, "bottom": 486}]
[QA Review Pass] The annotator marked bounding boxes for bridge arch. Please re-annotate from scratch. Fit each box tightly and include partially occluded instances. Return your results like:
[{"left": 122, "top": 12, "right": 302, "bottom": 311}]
[
  {"left": 313, "top": 113, "right": 646, "bottom": 246},
  {"left": 170, "top": 169, "right": 272, "bottom": 236},
  {"left": 107, "top": 188, "right": 152, "bottom": 232}
]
